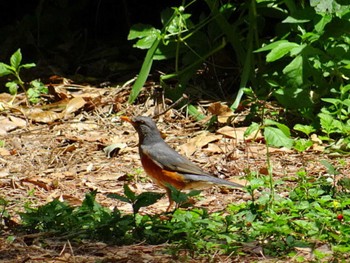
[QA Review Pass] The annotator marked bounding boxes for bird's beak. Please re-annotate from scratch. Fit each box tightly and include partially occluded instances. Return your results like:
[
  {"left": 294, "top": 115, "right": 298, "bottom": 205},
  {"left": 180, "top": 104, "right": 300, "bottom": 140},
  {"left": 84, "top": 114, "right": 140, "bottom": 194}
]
[{"left": 120, "top": 116, "right": 134, "bottom": 125}]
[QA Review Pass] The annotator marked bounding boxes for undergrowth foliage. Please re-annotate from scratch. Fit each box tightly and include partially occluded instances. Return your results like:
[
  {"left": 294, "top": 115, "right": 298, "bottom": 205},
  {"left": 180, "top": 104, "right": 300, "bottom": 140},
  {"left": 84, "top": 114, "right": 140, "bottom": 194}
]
[
  {"left": 127, "top": 0, "right": 350, "bottom": 151},
  {"left": 11, "top": 161, "right": 350, "bottom": 260}
]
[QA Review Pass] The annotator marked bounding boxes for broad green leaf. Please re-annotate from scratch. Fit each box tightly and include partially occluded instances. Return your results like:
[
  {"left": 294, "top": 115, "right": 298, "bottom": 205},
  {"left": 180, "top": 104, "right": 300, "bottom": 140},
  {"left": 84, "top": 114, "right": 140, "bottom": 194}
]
[
  {"left": 244, "top": 122, "right": 260, "bottom": 138},
  {"left": 314, "top": 13, "right": 332, "bottom": 32},
  {"left": 187, "top": 104, "right": 206, "bottom": 121},
  {"left": 264, "top": 119, "right": 291, "bottom": 137},
  {"left": 255, "top": 40, "right": 289, "bottom": 53},
  {"left": 134, "top": 35, "right": 159, "bottom": 50},
  {"left": 5, "top": 81, "right": 19, "bottom": 95},
  {"left": 319, "top": 113, "right": 342, "bottom": 134},
  {"left": 282, "top": 16, "right": 310, "bottom": 23},
  {"left": 0, "top": 62, "right": 13, "bottom": 77},
  {"left": 168, "top": 185, "right": 188, "bottom": 204},
  {"left": 106, "top": 193, "right": 130, "bottom": 203},
  {"left": 20, "top": 63, "right": 36, "bottom": 69},
  {"left": 320, "top": 160, "right": 339, "bottom": 175},
  {"left": 266, "top": 42, "right": 300, "bottom": 62},
  {"left": 322, "top": 98, "right": 341, "bottom": 105},
  {"left": 133, "top": 192, "right": 164, "bottom": 213},
  {"left": 283, "top": 55, "right": 303, "bottom": 87},
  {"left": 123, "top": 184, "right": 136, "bottom": 202},
  {"left": 128, "top": 24, "right": 160, "bottom": 50},
  {"left": 293, "top": 124, "right": 316, "bottom": 136},
  {"left": 10, "top": 49, "right": 22, "bottom": 70},
  {"left": 294, "top": 139, "right": 313, "bottom": 152},
  {"left": 128, "top": 24, "right": 159, "bottom": 40},
  {"left": 264, "top": 126, "right": 294, "bottom": 148}
]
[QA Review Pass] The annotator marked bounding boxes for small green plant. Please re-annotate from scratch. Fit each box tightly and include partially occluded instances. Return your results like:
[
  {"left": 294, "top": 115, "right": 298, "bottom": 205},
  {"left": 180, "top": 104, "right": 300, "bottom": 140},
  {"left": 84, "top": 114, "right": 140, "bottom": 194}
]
[
  {"left": 107, "top": 184, "right": 164, "bottom": 215},
  {"left": 167, "top": 184, "right": 201, "bottom": 210},
  {"left": 245, "top": 119, "right": 294, "bottom": 149},
  {"left": 0, "top": 49, "right": 47, "bottom": 104},
  {"left": 21, "top": 191, "right": 136, "bottom": 243}
]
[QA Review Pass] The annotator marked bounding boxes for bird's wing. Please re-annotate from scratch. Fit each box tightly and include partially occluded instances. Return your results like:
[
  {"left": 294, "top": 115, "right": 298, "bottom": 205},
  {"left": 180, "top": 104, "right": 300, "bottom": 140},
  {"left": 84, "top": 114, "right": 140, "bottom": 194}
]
[
  {"left": 140, "top": 142, "right": 209, "bottom": 175},
  {"left": 141, "top": 142, "right": 244, "bottom": 189}
]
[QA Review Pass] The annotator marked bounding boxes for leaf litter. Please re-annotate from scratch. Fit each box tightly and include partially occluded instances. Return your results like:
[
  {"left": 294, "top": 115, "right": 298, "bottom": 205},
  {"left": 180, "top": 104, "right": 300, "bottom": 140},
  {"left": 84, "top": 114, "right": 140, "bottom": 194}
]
[{"left": 0, "top": 80, "right": 349, "bottom": 262}]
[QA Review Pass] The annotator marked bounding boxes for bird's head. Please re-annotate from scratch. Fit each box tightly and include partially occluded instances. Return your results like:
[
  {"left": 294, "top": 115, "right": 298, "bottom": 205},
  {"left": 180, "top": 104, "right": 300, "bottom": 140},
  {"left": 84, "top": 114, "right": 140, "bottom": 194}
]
[{"left": 121, "top": 116, "right": 162, "bottom": 144}]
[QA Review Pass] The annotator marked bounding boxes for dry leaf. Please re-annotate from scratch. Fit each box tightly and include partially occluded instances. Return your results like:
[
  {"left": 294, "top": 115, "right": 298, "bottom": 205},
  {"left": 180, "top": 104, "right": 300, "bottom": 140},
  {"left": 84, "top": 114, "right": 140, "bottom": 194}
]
[
  {"left": 216, "top": 126, "right": 246, "bottom": 141},
  {"left": 0, "top": 148, "right": 11, "bottom": 156},
  {"left": 21, "top": 177, "right": 54, "bottom": 191},
  {"left": 9, "top": 116, "right": 27, "bottom": 127},
  {"left": 28, "top": 110, "right": 63, "bottom": 123},
  {"left": 205, "top": 143, "right": 223, "bottom": 153},
  {"left": 63, "top": 96, "right": 86, "bottom": 118},
  {"left": 208, "top": 102, "right": 234, "bottom": 123},
  {"left": 311, "top": 133, "right": 322, "bottom": 144},
  {"left": 0, "top": 117, "right": 18, "bottom": 132},
  {"left": 179, "top": 131, "right": 222, "bottom": 156}
]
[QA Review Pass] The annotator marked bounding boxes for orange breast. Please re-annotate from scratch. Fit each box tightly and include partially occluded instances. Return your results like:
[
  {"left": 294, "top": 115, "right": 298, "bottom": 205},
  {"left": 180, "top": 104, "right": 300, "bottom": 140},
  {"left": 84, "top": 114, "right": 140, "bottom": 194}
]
[{"left": 140, "top": 154, "right": 186, "bottom": 190}]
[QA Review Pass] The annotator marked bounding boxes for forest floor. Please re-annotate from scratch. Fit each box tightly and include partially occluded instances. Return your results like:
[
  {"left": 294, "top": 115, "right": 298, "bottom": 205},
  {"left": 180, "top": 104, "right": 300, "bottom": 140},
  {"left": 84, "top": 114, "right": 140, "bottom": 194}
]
[{"left": 0, "top": 80, "right": 348, "bottom": 262}]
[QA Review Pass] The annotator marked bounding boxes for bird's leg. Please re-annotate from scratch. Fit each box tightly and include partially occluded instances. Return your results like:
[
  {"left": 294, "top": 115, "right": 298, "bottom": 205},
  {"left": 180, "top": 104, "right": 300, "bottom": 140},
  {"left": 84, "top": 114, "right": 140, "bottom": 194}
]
[{"left": 165, "top": 188, "right": 175, "bottom": 212}]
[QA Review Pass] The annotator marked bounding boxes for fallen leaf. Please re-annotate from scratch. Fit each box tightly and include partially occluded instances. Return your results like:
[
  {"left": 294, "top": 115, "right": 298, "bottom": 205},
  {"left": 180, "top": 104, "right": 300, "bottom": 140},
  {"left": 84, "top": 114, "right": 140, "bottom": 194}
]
[
  {"left": 21, "top": 177, "right": 55, "bottom": 191},
  {"left": 204, "top": 143, "right": 223, "bottom": 153},
  {"left": 0, "top": 117, "right": 18, "bottom": 132},
  {"left": 9, "top": 116, "right": 27, "bottom": 127},
  {"left": 63, "top": 96, "right": 86, "bottom": 118},
  {"left": 0, "top": 148, "right": 11, "bottom": 156},
  {"left": 217, "top": 126, "right": 262, "bottom": 142},
  {"left": 208, "top": 102, "right": 234, "bottom": 123},
  {"left": 311, "top": 133, "right": 322, "bottom": 144},
  {"left": 179, "top": 131, "right": 222, "bottom": 156},
  {"left": 28, "top": 110, "right": 62, "bottom": 123}
]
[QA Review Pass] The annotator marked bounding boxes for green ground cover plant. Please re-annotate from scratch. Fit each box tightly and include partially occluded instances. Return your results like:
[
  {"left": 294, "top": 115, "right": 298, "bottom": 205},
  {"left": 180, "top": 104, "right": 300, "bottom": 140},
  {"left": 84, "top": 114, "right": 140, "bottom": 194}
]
[
  {"left": 9, "top": 160, "right": 349, "bottom": 260},
  {"left": 0, "top": 49, "right": 47, "bottom": 105},
  {"left": 127, "top": 0, "right": 350, "bottom": 152}
]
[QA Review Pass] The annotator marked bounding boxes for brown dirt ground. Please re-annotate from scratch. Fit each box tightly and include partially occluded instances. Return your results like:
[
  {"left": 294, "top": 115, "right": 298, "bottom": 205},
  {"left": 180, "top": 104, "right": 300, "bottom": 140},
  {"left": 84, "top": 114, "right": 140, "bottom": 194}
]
[{"left": 0, "top": 84, "right": 349, "bottom": 262}]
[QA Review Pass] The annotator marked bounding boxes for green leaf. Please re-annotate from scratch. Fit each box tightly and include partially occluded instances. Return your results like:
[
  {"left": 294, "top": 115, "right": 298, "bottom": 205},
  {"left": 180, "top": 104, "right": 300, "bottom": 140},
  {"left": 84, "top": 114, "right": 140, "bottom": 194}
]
[
  {"left": 10, "top": 49, "right": 22, "bottom": 70},
  {"left": 128, "top": 24, "right": 158, "bottom": 40},
  {"left": 322, "top": 98, "right": 341, "bottom": 106},
  {"left": 264, "top": 119, "right": 291, "bottom": 137},
  {"left": 293, "top": 124, "right": 316, "bottom": 136},
  {"left": 319, "top": 113, "right": 342, "bottom": 134},
  {"left": 106, "top": 193, "right": 130, "bottom": 203},
  {"left": 320, "top": 160, "right": 339, "bottom": 175},
  {"left": 314, "top": 13, "right": 332, "bottom": 32},
  {"left": 283, "top": 55, "right": 303, "bottom": 87},
  {"left": 20, "top": 63, "right": 36, "bottom": 69},
  {"left": 133, "top": 192, "right": 164, "bottom": 213},
  {"left": 168, "top": 184, "right": 189, "bottom": 205},
  {"left": 294, "top": 139, "right": 313, "bottom": 152},
  {"left": 255, "top": 40, "right": 290, "bottom": 53},
  {"left": 0, "top": 63, "right": 13, "bottom": 76},
  {"left": 264, "top": 126, "right": 294, "bottom": 148},
  {"left": 5, "top": 81, "right": 19, "bottom": 95},
  {"left": 123, "top": 184, "right": 136, "bottom": 202},
  {"left": 187, "top": 104, "right": 206, "bottom": 121},
  {"left": 244, "top": 122, "right": 260, "bottom": 138},
  {"left": 266, "top": 42, "right": 300, "bottom": 62},
  {"left": 128, "top": 24, "right": 160, "bottom": 50},
  {"left": 128, "top": 37, "right": 161, "bottom": 104}
]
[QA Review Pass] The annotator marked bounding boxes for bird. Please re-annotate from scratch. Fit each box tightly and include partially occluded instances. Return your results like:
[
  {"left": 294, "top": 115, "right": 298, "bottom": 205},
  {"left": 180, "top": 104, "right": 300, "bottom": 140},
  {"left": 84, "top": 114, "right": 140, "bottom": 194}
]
[{"left": 121, "top": 116, "right": 244, "bottom": 211}]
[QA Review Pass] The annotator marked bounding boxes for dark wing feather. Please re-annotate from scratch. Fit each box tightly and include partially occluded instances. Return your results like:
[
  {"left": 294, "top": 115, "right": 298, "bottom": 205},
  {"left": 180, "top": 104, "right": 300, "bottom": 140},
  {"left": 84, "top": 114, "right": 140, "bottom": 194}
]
[
  {"left": 140, "top": 141, "right": 210, "bottom": 175},
  {"left": 141, "top": 142, "right": 244, "bottom": 189}
]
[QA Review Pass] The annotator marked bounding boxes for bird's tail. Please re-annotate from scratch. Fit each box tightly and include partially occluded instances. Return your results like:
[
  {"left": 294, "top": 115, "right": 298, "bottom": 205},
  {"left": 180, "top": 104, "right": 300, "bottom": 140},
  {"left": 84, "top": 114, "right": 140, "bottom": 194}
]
[{"left": 183, "top": 174, "right": 244, "bottom": 189}]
